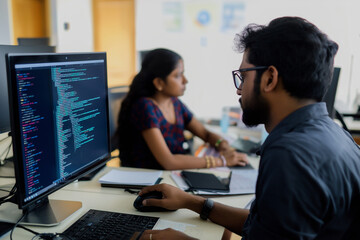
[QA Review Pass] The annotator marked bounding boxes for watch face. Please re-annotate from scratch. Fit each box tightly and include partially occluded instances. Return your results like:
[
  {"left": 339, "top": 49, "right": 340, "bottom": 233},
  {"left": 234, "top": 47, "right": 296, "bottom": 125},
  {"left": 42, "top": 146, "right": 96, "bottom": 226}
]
[{"left": 200, "top": 199, "right": 214, "bottom": 220}]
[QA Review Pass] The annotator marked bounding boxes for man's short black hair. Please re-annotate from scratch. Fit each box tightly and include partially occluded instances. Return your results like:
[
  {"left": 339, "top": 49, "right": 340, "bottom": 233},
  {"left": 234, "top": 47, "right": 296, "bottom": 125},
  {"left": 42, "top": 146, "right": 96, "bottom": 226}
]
[{"left": 235, "top": 16, "right": 339, "bottom": 101}]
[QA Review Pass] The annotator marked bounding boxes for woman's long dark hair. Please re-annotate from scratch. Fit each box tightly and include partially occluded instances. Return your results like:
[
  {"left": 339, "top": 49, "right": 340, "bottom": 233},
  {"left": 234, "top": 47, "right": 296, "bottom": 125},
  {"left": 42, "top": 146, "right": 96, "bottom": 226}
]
[{"left": 116, "top": 48, "right": 182, "bottom": 155}]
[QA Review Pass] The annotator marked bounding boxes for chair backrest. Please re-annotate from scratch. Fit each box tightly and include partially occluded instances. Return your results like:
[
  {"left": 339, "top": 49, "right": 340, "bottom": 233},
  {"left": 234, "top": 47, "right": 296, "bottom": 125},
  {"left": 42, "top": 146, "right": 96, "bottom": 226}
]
[{"left": 108, "top": 86, "right": 128, "bottom": 151}]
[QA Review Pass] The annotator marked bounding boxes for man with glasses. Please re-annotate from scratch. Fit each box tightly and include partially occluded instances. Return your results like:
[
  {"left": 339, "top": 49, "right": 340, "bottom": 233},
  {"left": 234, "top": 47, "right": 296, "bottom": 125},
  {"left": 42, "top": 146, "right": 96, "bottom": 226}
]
[{"left": 137, "top": 16, "right": 360, "bottom": 240}]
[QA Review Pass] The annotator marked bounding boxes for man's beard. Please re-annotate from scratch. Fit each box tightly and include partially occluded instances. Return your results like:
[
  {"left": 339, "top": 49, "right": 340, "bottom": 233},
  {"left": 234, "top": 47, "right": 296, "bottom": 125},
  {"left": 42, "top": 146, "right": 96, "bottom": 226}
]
[{"left": 240, "top": 75, "right": 270, "bottom": 127}]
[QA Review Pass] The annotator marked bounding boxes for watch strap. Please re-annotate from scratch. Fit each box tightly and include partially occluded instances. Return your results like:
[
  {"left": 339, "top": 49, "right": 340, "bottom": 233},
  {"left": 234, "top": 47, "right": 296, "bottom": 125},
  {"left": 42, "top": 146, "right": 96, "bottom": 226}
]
[{"left": 200, "top": 198, "right": 214, "bottom": 220}]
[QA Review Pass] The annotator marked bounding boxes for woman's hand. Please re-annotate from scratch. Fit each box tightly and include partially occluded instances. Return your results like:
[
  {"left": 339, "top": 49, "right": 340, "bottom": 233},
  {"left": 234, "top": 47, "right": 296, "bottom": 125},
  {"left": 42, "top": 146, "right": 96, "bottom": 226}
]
[
  {"left": 138, "top": 228, "right": 198, "bottom": 240},
  {"left": 217, "top": 139, "right": 231, "bottom": 152},
  {"left": 220, "top": 148, "right": 248, "bottom": 167}
]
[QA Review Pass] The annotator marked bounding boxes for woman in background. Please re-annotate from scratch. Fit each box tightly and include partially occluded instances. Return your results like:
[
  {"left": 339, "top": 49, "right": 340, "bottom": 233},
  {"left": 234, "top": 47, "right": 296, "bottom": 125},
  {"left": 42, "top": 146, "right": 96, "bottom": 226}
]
[{"left": 116, "top": 48, "right": 248, "bottom": 170}]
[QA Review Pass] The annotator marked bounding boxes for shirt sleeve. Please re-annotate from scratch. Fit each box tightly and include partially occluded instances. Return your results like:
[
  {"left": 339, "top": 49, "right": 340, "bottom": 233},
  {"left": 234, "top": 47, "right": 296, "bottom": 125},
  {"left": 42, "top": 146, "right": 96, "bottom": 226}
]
[
  {"left": 131, "top": 98, "right": 160, "bottom": 132},
  {"left": 244, "top": 146, "right": 330, "bottom": 240},
  {"left": 176, "top": 98, "right": 193, "bottom": 126}
]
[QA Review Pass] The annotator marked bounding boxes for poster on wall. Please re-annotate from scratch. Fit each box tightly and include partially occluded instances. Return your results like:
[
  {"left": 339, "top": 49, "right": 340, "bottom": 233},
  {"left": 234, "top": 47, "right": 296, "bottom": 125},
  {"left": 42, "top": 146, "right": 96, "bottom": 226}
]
[
  {"left": 162, "top": 1, "right": 246, "bottom": 34},
  {"left": 184, "top": 1, "right": 219, "bottom": 33},
  {"left": 221, "top": 2, "right": 246, "bottom": 33},
  {"left": 163, "top": 2, "right": 183, "bottom": 32}
]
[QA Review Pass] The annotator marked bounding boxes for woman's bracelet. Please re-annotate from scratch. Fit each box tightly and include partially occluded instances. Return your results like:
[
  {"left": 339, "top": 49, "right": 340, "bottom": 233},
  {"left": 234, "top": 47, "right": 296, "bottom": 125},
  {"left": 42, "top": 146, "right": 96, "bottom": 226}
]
[
  {"left": 215, "top": 138, "right": 224, "bottom": 148},
  {"left": 210, "top": 156, "right": 215, "bottom": 168},
  {"left": 205, "top": 155, "right": 224, "bottom": 168},
  {"left": 220, "top": 155, "right": 226, "bottom": 167},
  {"left": 205, "top": 156, "right": 211, "bottom": 168}
]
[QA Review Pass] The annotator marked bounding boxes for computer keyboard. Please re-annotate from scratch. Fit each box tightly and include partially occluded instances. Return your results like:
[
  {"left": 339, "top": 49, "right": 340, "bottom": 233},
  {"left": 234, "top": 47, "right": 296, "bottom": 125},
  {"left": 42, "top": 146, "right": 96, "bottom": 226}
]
[{"left": 63, "top": 209, "right": 159, "bottom": 240}]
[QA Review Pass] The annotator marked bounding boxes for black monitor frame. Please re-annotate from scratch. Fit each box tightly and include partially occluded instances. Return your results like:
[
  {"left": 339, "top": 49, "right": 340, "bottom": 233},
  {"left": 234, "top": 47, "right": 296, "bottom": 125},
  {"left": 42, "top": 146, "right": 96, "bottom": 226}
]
[
  {"left": 6, "top": 52, "right": 111, "bottom": 226},
  {"left": 0, "top": 45, "right": 55, "bottom": 134},
  {"left": 323, "top": 67, "right": 341, "bottom": 119}
]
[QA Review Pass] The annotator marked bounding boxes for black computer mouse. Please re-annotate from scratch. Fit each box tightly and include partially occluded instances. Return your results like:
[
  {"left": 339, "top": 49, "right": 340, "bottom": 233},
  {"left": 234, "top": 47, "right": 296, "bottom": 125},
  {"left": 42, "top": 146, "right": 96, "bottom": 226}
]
[{"left": 133, "top": 191, "right": 173, "bottom": 212}]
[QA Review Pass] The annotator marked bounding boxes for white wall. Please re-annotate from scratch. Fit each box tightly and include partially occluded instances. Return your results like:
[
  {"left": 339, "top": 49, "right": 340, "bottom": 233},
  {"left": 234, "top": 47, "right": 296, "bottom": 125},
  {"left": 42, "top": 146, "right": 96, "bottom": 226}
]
[
  {"left": 136, "top": 0, "right": 360, "bottom": 119},
  {"left": 0, "top": 0, "right": 13, "bottom": 160},
  {"left": 0, "top": 0, "right": 12, "bottom": 44},
  {"left": 51, "top": 0, "right": 94, "bottom": 52}
]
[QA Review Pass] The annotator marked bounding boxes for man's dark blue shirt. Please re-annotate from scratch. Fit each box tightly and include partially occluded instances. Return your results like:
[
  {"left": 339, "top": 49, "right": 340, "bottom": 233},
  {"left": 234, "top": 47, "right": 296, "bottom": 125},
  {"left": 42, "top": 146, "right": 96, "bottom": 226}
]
[{"left": 242, "top": 103, "right": 360, "bottom": 240}]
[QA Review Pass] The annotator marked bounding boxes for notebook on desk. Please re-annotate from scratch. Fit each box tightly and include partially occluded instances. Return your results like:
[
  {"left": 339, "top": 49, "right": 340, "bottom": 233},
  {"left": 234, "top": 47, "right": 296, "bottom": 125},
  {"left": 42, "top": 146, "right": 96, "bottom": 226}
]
[{"left": 99, "top": 169, "right": 163, "bottom": 189}]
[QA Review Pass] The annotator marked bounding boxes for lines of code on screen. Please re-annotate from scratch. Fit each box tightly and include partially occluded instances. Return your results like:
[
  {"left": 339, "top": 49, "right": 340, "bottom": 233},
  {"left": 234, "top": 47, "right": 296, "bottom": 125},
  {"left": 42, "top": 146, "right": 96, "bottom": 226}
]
[{"left": 15, "top": 60, "right": 108, "bottom": 201}]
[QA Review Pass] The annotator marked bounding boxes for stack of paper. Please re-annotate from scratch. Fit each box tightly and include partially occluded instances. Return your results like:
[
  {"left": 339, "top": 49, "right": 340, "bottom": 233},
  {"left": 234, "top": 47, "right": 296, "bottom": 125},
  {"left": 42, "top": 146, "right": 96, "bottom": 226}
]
[{"left": 99, "top": 169, "right": 163, "bottom": 189}]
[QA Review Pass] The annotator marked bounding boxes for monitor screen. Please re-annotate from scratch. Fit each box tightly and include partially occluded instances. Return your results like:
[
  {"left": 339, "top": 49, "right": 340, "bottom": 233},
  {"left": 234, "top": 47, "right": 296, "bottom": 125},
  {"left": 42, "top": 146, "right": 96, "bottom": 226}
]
[
  {"left": 6, "top": 52, "right": 110, "bottom": 225},
  {"left": 323, "top": 67, "right": 341, "bottom": 119},
  {"left": 0, "top": 45, "right": 55, "bottom": 134}
]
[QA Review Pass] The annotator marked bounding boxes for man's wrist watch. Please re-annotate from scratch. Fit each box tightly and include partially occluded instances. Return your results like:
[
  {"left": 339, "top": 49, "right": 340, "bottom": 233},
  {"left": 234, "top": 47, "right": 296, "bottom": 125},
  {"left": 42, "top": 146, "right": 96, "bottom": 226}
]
[{"left": 200, "top": 198, "right": 214, "bottom": 220}]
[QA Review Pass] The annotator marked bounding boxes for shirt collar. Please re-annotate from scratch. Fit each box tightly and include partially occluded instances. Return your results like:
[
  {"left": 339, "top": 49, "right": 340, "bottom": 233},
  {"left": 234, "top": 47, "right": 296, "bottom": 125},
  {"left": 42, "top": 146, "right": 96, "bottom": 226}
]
[{"left": 258, "top": 102, "right": 329, "bottom": 155}]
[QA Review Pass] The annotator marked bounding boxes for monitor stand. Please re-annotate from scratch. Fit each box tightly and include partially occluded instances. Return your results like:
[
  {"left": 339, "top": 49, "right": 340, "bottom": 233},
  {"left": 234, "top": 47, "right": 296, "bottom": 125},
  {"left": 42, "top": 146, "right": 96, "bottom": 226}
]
[
  {"left": 21, "top": 199, "right": 82, "bottom": 226},
  {"left": 78, "top": 164, "right": 105, "bottom": 181}
]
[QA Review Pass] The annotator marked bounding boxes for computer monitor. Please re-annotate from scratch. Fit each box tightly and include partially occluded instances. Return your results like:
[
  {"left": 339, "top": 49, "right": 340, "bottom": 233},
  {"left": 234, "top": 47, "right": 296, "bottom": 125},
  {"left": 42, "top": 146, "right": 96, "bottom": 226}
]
[
  {"left": 17, "top": 37, "right": 50, "bottom": 46},
  {"left": 6, "top": 52, "right": 110, "bottom": 226},
  {"left": 108, "top": 86, "right": 128, "bottom": 151},
  {"left": 136, "top": 50, "right": 151, "bottom": 71},
  {"left": 0, "top": 45, "right": 55, "bottom": 134},
  {"left": 323, "top": 67, "right": 341, "bottom": 119}
]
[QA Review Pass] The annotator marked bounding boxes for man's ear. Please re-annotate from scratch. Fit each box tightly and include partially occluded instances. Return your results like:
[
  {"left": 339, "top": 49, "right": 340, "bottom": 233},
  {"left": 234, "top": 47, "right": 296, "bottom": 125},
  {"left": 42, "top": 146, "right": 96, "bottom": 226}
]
[
  {"left": 153, "top": 77, "right": 165, "bottom": 91},
  {"left": 262, "top": 66, "right": 280, "bottom": 93}
]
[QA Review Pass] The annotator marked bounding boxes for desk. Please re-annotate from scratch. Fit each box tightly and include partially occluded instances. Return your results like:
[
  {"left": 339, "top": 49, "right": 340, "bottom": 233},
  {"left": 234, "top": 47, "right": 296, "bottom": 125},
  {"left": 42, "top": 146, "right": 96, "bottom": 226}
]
[{"left": 0, "top": 155, "right": 259, "bottom": 240}]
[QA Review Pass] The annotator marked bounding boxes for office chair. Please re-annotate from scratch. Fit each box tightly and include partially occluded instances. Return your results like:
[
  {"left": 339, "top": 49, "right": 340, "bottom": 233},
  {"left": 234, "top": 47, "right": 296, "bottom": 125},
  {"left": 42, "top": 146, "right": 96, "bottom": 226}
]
[{"left": 335, "top": 110, "right": 360, "bottom": 144}]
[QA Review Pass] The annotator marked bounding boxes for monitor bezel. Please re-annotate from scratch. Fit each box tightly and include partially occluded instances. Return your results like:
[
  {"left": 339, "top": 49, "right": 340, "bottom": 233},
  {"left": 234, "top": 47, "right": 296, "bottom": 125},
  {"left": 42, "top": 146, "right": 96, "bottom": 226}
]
[
  {"left": 0, "top": 44, "right": 55, "bottom": 134},
  {"left": 6, "top": 52, "right": 111, "bottom": 210}
]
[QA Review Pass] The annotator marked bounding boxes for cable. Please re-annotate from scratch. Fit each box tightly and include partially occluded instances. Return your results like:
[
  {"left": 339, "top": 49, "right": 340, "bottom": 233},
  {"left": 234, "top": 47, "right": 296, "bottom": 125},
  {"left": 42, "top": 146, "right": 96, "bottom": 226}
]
[
  {"left": 0, "top": 141, "right": 12, "bottom": 160},
  {"left": 18, "top": 225, "right": 39, "bottom": 235},
  {"left": 10, "top": 211, "right": 27, "bottom": 240},
  {"left": 0, "top": 134, "right": 10, "bottom": 143},
  {"left": 3, "top": 219, "right": 74, "bottom": 240},
  {"left": 0, "top": 185, "right": 16, "bottom": 205},
  {"left": 0, "top": 176, "right": 15, "bottom": 178},
  {"left": 4, "top": 141, "right": 12, "bottom": 159},
  {"left": 0, "top": 140, "right": 13, "bottom": 166},
  {"left": 31, "top": 233, "right": 74, "bottom": 240}
]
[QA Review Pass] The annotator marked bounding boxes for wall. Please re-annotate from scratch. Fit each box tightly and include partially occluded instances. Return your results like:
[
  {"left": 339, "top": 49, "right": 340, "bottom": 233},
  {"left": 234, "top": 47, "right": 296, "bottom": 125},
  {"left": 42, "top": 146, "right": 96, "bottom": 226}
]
[
  {"left": 0, "top": 0, "right": 12, "bottom": 44},
  {"left": 136, "top": 0, "right": 360, "bottom": 119},
  {"left": 51, "top": 0, "right": 94, "bottom": 52},
  {"left": 0, "top": 0, "right": 12, "bottom": 160}
]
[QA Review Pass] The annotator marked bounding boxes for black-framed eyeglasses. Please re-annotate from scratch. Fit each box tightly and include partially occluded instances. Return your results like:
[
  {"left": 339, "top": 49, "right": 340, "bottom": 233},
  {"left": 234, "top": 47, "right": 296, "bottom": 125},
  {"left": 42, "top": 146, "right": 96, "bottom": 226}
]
[{"left": 232, "top": 66, "right": 269, "bottom": 90}]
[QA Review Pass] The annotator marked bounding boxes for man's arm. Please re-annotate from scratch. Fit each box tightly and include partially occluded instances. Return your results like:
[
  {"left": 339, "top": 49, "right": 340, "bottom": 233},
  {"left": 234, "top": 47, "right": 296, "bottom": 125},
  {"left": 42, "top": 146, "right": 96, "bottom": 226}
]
[{"left": 139, "top": 184, "right": 249, "bottom": 235}]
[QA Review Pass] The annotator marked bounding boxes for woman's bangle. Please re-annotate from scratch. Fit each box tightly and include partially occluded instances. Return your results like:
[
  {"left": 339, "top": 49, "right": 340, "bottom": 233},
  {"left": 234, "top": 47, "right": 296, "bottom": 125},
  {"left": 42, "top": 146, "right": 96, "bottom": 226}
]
[
  {"left": 220, "top": 155, "right": 226, "bottom": 167},
  {"left": 205, "top": 156, "right": 210, "bottom": 168},
  {"left": 210, "top": 156, "right": 215, "bottom": 168},
  {"left": 215, "top": 138, "right": 224, "bottom": 148}
]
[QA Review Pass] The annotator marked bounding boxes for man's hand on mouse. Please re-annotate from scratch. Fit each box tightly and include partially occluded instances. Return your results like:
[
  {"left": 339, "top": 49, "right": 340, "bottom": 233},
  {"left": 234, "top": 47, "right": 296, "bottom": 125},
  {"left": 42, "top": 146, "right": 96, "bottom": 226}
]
[{"left": 139, "top": 183, "right": 204, "bottom": 211}]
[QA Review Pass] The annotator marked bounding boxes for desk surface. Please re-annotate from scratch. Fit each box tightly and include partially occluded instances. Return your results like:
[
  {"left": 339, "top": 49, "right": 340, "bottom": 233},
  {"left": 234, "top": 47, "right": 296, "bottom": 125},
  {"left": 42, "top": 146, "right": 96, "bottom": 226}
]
[
  {"left": 0, "top": 155, "right": 258, "bottom": 240},
  {"left": 0, "top": 120, "right": 259, "bottom": 240}
]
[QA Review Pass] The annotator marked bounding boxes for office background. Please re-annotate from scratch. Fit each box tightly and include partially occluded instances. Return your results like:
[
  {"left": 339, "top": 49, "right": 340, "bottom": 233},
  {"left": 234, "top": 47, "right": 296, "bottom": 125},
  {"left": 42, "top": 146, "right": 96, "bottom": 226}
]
[{"left": 1, "top": 0, "right": 360, "bottom": 156}]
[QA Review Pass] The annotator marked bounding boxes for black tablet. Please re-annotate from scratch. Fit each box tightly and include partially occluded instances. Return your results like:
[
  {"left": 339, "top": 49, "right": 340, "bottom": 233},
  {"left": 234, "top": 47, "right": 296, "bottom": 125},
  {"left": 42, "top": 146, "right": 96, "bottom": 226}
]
[{"left": 181, "top": 171, "right": 230, "bottom": 192}]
